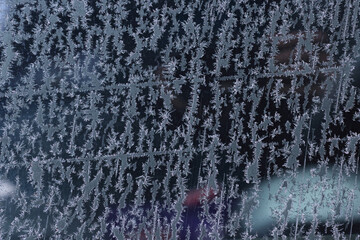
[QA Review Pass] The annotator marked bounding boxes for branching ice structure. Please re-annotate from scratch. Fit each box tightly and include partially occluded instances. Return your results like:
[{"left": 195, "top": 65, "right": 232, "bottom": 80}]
[{"left": 0, "top": 0, "right": 360, "bottom": 239}]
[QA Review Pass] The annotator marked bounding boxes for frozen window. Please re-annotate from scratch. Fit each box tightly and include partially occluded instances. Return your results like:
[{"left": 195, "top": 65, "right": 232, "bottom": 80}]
[{"left": 0, "top": 0, "right": 360, "bottom": 239}]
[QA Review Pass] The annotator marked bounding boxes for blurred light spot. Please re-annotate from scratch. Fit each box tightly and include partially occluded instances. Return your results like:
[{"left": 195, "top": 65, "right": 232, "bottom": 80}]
[{"left": 0, "top": 180, "right": 15, "bottom": 198}]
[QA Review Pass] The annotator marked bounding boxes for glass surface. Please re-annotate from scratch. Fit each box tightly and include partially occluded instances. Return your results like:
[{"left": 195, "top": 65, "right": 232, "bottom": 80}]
[{"left": 0, "top": 0, "right": 360, "bottom": 239}]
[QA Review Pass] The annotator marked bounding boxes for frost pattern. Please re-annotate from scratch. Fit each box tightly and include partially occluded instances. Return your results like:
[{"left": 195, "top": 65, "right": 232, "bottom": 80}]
[{"left": 0, "top": 0, "right": 360, "bottom": 239}]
